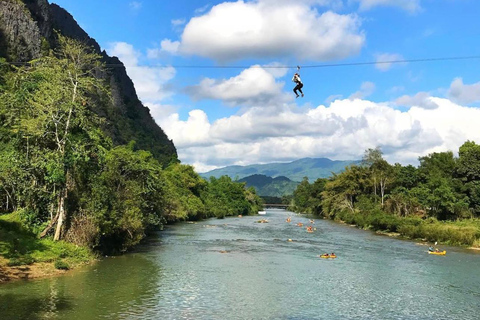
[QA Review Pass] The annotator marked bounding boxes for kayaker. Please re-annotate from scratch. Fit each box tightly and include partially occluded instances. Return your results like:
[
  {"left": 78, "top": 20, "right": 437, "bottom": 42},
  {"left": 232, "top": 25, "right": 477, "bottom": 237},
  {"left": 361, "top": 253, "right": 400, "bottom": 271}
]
[{"left": 428, "top": 246, "right": 434, "bottom": 252}]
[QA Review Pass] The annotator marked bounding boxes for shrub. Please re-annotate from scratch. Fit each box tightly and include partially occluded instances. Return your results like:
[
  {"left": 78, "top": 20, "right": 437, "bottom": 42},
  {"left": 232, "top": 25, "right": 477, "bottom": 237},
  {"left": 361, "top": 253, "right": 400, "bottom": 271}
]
[
  {"left": 54, "top": 260, "right": 70, "bottom": 270},
  {"left": 7, "top": 255, "right": 35, "bottom": 266}
]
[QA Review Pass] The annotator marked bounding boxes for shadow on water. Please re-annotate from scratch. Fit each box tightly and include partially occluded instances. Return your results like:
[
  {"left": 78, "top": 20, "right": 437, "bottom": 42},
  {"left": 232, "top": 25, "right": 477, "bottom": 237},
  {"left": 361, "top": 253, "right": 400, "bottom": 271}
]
[
  {"left": 0, "top": 292, "right": 74, "bottom": 320},
  {"left": 0, "top": 252, "right": 162, "bottom": 319}
]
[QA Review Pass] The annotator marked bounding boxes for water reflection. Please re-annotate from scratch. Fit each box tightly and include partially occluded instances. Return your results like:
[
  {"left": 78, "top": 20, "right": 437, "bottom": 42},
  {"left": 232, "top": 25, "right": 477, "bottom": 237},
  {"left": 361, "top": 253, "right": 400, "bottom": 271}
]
[
  {"left": 1, "top": 210, "right": 480, "bottom": 320},
  {"left": 0, "top": 254, "right": 161, "bottom": 319}
]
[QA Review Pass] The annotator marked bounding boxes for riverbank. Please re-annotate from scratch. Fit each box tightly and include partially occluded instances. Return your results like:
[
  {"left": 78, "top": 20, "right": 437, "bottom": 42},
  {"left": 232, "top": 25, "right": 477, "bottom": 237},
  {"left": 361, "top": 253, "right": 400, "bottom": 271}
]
[
  {"left": 0, "top": 213, "right": 95, "bottom": 283},
  {"left": 327, "top": 210, "right": 480, "bottom": 249}
]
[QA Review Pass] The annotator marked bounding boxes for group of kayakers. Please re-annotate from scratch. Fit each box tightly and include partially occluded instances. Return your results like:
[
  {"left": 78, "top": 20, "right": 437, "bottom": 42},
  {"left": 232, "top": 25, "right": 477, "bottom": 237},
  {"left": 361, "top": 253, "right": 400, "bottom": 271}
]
[
  {"left": 285, "top": 216, "right": 335, "bottom": 258},
  {"left": 428, "top": 246, "right": 441, "bottom": 253},
  {"left": 287, "top": 216, "right": 316, "bottom": 233}
]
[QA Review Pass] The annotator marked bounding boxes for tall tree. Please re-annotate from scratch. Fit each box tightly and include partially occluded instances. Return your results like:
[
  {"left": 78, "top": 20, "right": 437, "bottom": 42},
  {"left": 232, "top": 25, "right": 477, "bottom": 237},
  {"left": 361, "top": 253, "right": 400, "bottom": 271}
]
[
  {"left": 456, "top": 141, "right": 480, "bottom": 216},
  {"left": 2, "top": 35, "right": 108, "bottom": 240}
]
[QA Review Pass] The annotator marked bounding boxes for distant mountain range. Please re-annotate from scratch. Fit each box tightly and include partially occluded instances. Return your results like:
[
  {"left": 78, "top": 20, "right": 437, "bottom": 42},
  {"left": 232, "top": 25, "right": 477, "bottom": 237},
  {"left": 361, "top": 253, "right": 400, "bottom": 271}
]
[
  {"left": 200, "top": 157, "right": 359, "bottom": 182},
  {"left": 237, "top": 174, "right": 298, "bottom": 197}
]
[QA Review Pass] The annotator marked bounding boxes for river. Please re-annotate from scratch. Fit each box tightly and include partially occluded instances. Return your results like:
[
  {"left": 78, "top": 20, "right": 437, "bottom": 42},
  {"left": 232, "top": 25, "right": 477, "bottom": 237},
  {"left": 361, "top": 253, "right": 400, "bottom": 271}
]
[{"left": 1, "top": 209, "right": 479, "bottom": 319}]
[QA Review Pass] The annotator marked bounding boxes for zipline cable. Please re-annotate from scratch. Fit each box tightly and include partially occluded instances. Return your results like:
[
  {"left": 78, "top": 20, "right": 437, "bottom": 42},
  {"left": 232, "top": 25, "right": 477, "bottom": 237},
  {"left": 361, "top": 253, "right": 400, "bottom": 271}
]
[{"left": 5, "top": 55, "right": 480, "bottom": 69}]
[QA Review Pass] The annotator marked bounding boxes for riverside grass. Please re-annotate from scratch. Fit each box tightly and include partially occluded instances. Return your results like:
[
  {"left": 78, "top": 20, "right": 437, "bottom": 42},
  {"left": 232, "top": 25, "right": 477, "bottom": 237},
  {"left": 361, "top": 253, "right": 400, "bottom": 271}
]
[
  {"left": 0, "top": 212, "right": 94, "bottom": 272},
  {"left": 333, "top": 210, "right": 480, "bottom": 247}
]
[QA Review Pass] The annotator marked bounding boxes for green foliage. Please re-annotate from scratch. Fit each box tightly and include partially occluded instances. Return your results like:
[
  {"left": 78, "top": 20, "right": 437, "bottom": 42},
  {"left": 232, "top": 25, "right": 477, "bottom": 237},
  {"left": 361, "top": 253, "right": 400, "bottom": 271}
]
[
  {"left": 292, "top": 144, "right": 480, "bottom": 246},
  {"left": 0, "top": 33, "right": 271, "bottom": 259},
  {"left": 203, "top": 176, "right": 261, "bottom": 218},
  {"left": 0, "top": 212, "right": 94, "bottom": 267},
  {"left": 54, "top": 260, "right": 70, "bottom": 270},
  {"left": 163, "top": 163, "right": 207, "bottom": 221},
  {"left": 87, "top": 144, "right": 167, "bottom": 252}
]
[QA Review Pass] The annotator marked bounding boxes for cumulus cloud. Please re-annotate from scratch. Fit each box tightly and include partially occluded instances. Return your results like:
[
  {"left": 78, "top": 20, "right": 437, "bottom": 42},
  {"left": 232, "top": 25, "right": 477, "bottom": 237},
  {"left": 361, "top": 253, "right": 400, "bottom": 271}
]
[
  {"left": 354, "top": 0, "right": 422, "bottom": 13},
  {"left": 147, "top": 39, "right": 181, "bottom": 58},
  {"left": 107, "top": 42, "right": 176, "bottom": 103},
  {"left": 349, "top": 81, "right": 375, "bottom": 99},
  {"left": 375, "top": 53, "right": 406, "bottom": 71},
  {"left": 173, "top": 0, "right": 364, "bottom": 62},
  {"left": 185, "top": 65, "right": 289, "bottom": 106},
  {"left": 395, "top": 92, "right": 439, "bottom": 110},
  {"left": 161, "top": 96, "right": 480, "bottom": 172},
  {"left": 159, "top": 110, "right": 213, "bottom": 148},
  {"left": 448, "top": 78, "right": 480, "bottom": 104}
]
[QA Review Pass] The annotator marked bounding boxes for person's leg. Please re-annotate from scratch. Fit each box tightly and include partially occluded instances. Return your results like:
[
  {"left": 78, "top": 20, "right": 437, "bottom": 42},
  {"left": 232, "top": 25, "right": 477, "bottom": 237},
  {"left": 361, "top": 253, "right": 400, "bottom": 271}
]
[
  {"left": 299, "top": 84, "right": 304, "bottom": 97},
  {"left": 293, "top": 84, "right": 300, "bottom": 97}
]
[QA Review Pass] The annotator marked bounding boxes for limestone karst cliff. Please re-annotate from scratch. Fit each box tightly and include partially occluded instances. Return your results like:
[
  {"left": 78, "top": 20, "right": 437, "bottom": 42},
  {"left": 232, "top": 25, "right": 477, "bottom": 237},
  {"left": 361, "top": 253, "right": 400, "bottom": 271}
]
[{"left": 0, "top": 0, "right": 178, "bottom": 166}]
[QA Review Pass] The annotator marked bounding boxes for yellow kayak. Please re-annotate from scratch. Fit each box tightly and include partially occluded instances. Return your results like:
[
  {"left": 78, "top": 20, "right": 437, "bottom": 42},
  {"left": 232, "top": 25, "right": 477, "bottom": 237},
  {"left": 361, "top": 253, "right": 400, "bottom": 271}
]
[
  {"left": 320, "top": 255, "right": 337, "bottom": 259},
  {"left": 428, "top": 250, "right": 446, "bottom": 255}
]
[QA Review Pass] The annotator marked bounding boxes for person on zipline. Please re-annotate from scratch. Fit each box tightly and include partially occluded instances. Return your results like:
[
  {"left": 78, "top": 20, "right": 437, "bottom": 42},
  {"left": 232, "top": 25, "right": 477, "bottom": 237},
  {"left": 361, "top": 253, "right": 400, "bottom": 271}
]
[{"left": 292, "top": 71, "right": 304, "bottom": 98}]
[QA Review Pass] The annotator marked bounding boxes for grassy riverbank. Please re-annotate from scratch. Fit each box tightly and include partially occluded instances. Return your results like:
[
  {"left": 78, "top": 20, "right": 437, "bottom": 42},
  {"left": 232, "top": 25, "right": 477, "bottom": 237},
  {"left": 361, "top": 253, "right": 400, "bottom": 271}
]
[
  {"left": 0, "top": 213, "right": 95, "bottom": 282},
  {"left": 329, "top": 210, "right": 480, "bottom": 248}
]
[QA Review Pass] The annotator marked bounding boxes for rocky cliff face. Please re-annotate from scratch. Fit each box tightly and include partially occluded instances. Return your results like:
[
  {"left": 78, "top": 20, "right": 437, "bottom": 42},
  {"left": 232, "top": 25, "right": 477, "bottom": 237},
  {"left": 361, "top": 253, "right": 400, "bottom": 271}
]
[
  {"left": 0, "top": 0, "right": 178, "bottom": 166},
  {"left": 0, "top": 0, "right": 43, "bottom": 61}
]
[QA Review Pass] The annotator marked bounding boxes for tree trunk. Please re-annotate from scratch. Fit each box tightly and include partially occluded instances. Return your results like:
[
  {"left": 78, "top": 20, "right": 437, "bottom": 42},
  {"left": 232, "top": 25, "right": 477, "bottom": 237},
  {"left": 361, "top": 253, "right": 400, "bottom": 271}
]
[{"left": 53, "top": 187, "right": 67, "bottom": 241}]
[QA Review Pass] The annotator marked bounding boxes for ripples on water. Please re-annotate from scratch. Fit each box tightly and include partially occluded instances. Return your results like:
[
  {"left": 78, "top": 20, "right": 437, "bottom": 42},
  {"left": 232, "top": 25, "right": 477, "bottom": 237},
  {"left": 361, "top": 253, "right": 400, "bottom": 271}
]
[{"left": 1, "top": 209, "right": 480, "bottom": 319}]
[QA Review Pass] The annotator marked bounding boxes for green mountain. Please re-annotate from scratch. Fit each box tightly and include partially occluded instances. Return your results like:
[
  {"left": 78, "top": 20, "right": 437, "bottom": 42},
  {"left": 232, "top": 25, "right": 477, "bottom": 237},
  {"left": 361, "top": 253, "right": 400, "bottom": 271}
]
[
  {"left": 201, "top": 158, "right": 359, "bottom": 182},
  {"left": 238, "top": 174, "right": 299, "bottom": 197}
]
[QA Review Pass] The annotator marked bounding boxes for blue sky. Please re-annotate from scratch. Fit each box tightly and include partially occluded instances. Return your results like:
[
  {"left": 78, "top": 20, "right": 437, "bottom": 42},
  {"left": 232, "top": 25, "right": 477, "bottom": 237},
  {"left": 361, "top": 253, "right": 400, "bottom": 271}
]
[{"left": 51, "top": 0, "right": 480, "bottom": 172}]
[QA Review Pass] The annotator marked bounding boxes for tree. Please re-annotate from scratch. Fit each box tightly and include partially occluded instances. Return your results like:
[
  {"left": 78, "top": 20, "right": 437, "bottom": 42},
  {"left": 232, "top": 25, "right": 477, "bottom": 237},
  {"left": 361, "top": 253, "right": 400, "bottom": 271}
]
[
  {"left": 292, "top": 177, "right": 312, "bottom": 213},
  {"left": 88, "top": 144, "right": 167, "bottom": 252},
  {"left": 163, "top": 163, "right": 207, "bottom": 221},
  {"left": 2, "top": 34, "right": 108, "bottom": 240},
  {"left": 362, "top": 147, "right": 393, "bottom": 206},
  {"left": 321, "top": 165, "right": 368, "bottom": 215},
  {"left": 455, "top": 141, "right": 480, "bottom": 216}
]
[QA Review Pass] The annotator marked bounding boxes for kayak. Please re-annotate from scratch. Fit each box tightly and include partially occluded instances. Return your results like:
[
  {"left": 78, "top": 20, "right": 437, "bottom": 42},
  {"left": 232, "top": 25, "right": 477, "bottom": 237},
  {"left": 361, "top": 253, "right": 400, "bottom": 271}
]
[
  {"left": 428, "top": 250, "right": 446, "bottom": 255},
  {"left": 320, "top": 255, "right": 337, "bottom": 259}
]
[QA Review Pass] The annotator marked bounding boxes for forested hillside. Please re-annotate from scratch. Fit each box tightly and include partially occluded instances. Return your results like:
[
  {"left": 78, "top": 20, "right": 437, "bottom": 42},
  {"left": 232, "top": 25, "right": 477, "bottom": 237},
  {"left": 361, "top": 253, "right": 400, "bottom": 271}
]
[
  {"left": 0, "top": 0, "right": 263, "bottom": 272},
  {"left": 201, "top": 157, "right": 359, "bottom": 182},
  {"left": 238, "top": 174, "right": 299, "bottom": 197}
]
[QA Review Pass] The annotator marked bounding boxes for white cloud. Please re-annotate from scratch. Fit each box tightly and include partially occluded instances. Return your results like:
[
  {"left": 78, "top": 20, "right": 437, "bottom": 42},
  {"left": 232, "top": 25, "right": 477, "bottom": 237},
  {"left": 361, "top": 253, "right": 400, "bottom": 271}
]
[
  {"left": 395, "top": 92, "right": 438, "bottom": 110},
  {"left": 129, "top": 1, "right": 142, "bottom": 10},
  {"left": 194, "top": 4, "right": 211, "bottom": 15},
  {"left": 448, "top": 78, "right": 480, "bottom": 104},
  {"left": 171, "top": 19, "right": 186, "bottom": 27},
  {"left": 147, "top": 39, "right": 181, "bottom": 58},
  {"left": 144, "top": 102, "right": 179, "bottom": 123},
  {"left": 354, "top": 0, "right": 422, "bottom": 13},
  {"left": 160, "top": 39, "right": 180, "bottom": 55},
  {"left": 375, "top": 53, "right": 406, "bottom": 71},
  {"left": 174, "top": 0, "right": 364, "bottom": 62},
  {"left": 162, "top": 95, "right": 480, "bottom": 172},
  {"left": 325, "top": 94, "right": 343, "bottom": 104},
  {"left": 107, "top": 42, "right": 176, "bottom": 103},
  {"left": 349, "top": 81, "right": 375, "bottom": 99},
  {"left": 185, "top": 65, "right": 289, "bottom": 106},
  {"left": 159, "top": 110, "right": 213, "bottom": 148}
]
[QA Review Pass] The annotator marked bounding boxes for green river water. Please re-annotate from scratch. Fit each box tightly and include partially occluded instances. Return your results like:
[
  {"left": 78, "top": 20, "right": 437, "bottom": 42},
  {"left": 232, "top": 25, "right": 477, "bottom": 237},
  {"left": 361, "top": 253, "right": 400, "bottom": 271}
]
[{"left": 1, "top": 209, "right": 479, "bottom": 319}]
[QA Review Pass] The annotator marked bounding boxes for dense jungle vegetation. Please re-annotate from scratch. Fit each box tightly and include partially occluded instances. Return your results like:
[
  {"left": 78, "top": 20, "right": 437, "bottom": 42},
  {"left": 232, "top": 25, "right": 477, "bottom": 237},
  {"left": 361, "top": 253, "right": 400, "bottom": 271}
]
[
  {"left": 290, "top": 145, "right": 480, "bottom": 247},
  {"left": 0, "top": 35, "right": 263, "bottom": 268}
]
